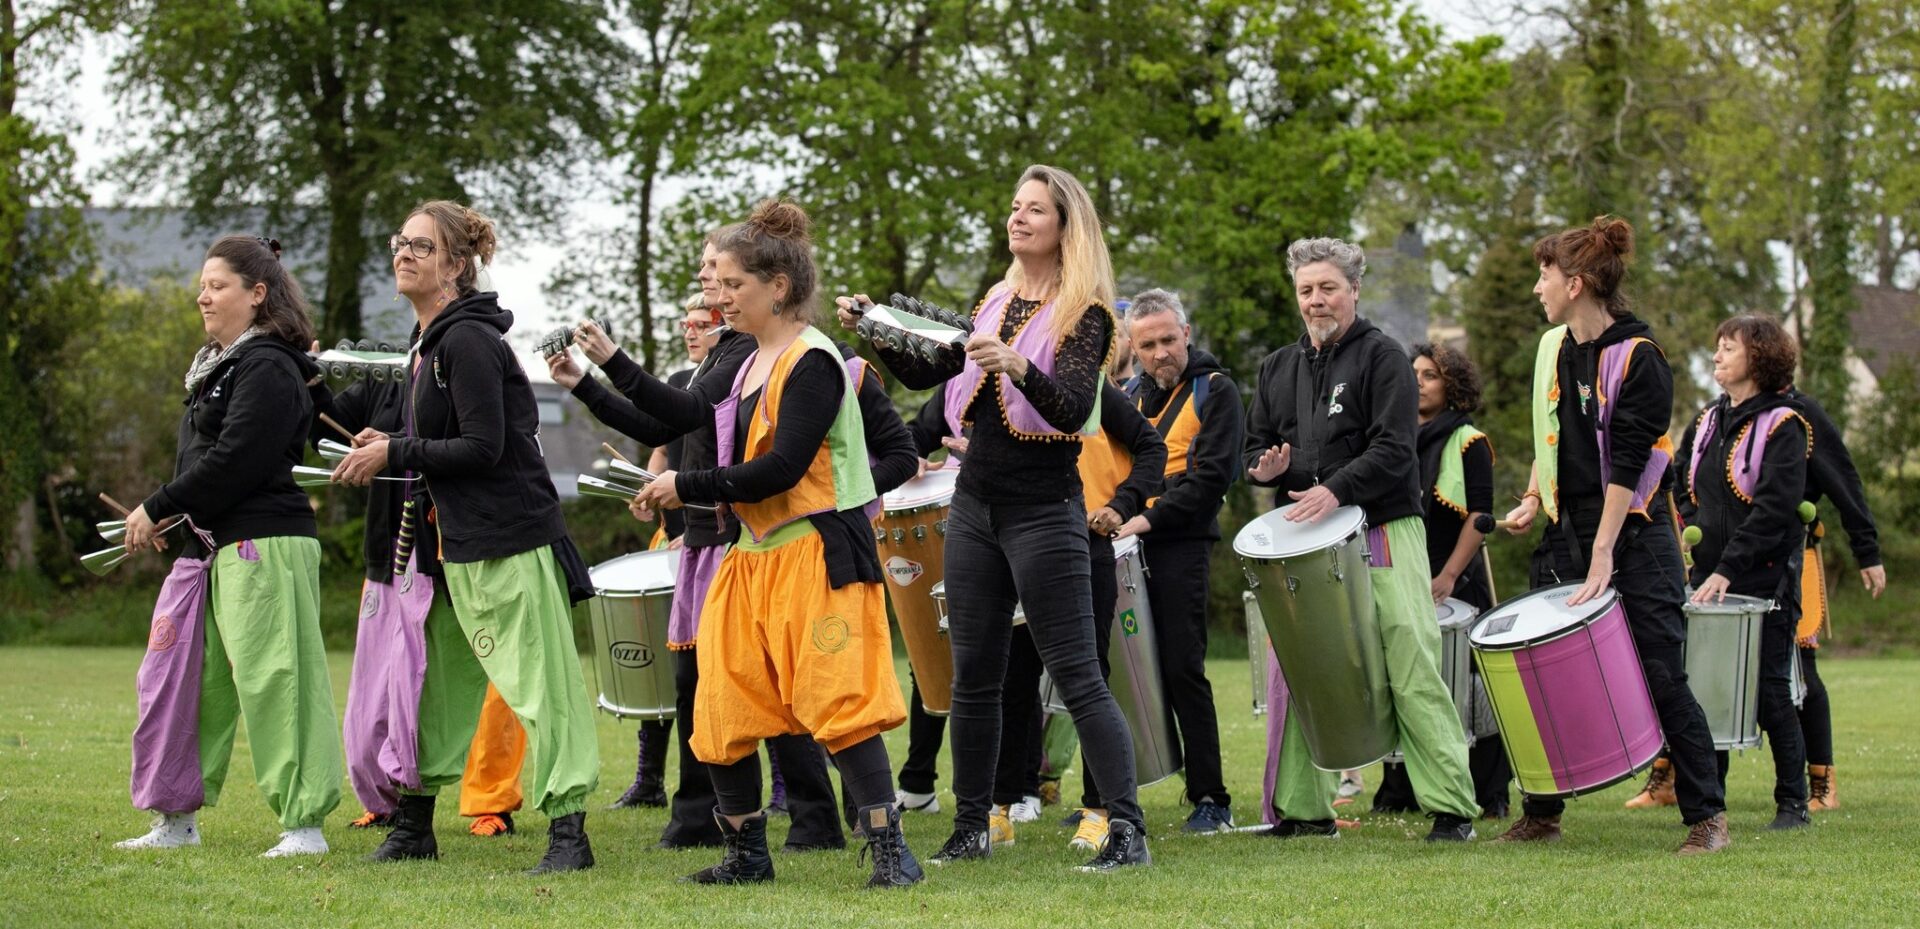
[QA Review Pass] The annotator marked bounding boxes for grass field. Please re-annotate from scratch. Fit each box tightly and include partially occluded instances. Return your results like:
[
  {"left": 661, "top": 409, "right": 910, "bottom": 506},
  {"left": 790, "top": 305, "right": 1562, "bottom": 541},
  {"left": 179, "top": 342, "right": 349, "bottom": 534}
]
[{"left": 2, "top": 648, "right": 1918, "bottom": 929}]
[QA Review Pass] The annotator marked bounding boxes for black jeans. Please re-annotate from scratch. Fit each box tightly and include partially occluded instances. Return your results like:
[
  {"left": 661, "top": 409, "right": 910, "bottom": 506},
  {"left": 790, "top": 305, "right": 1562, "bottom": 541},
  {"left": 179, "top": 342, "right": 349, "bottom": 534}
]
[
  {"left": 1719, "top": 602, "right": 1807, "bottom": 807},
  {"left": 992, "top": 624, "right": 1045, "bottom": 805},
  {"left": 1523, "top": 499, "right": 1725, "bottom": 825},
  {"left": 1078, "top": 532, "right": 1117, "bottom": 809},
  {"left": 1798, "top": 646, "right": 1832, "bottom": 766},
  {"left": 1141, "top": 535, "right": 1228, "bottom": 807},
  {"left": 944, "top": 488, "right": 1142, "bottom": 831},
  {"left": 897, "top": 671, "right": 948, "bottom": 795}
]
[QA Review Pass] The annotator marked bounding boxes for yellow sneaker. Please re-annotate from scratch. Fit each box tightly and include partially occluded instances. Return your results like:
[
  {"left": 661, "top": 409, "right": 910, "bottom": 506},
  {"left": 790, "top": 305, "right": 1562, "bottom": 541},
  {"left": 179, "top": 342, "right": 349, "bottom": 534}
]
[
  {"left": 988, "top": 805, "right": 1016, "bottom": 848},
  {"left": 1069, "top": 808, "right": 1108, "bottom": 852}
]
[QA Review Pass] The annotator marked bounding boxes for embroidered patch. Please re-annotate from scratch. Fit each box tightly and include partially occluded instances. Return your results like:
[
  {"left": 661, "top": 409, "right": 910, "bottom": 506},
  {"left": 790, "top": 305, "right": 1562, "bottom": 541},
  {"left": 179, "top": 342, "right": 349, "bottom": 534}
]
[
  {"left": 1328, "top": 383, "right": 1347, "bottom": 417},
  {"left": 470, "top": 627, "right": 496, "bottom": 659},
  {"left": 883, "top": 556, "right": 924, "bottom": 587},
  {"left": 148, "top": 614, "right": 177, "bottom": 652},
  {"left": 360, "top": 586, "right": 380, "bottom": 618},
  {"left": 812, "top": 615, "right": 851, "bottom": 654},
  {"left": 1577, "top": 381, "right": 1593, "bottom": 415},
  {"left": 1119, "top": 608, "right": 1140, "bottom": 637}
]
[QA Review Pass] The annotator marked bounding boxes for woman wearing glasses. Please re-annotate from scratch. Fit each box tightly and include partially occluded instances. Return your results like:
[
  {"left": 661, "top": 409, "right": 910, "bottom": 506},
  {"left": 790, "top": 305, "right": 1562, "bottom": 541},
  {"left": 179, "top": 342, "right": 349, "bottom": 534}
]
[
  {"left": 115, "top": 236, "right": 343, "bottom": 858},
  {"left": 331, "top": 201, "right": 601, "bottom": 874}
]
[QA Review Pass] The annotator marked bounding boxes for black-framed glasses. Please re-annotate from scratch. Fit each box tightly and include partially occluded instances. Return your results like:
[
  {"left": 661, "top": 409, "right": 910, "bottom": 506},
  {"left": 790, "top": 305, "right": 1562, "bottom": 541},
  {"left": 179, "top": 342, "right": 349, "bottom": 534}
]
[{"left": 389, "top": 235, "right": 437, "bottom": 259}]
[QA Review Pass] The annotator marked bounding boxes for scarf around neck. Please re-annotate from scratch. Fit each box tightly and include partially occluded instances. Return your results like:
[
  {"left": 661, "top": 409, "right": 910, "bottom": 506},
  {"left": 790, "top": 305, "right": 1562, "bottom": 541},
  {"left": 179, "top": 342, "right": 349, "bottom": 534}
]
[{"left": 183, "top": 326, "right": 268, "bottom": 394}]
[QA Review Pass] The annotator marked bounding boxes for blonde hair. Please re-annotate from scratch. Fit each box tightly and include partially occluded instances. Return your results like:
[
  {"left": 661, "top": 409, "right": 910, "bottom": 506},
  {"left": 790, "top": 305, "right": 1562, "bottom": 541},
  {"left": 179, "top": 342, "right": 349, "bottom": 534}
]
[
  {"left": 1002, "top": 165, "right": 1117, "bottom": 344},
  {"left": 407, "top": 199, "right": 498, "bottom": 296}
]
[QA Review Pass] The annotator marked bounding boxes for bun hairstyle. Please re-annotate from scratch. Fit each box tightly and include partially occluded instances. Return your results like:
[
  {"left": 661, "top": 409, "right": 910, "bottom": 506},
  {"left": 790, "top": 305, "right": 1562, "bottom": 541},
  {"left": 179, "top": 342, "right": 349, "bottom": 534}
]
[
  {"left": 1533, "top": 215, "right": 1636, "bottom": 318},
  {"left": 713, "top": 198, "right": 818, "bottom": 324},
  {"left": 205, "top": 234, "right": 315, "bottom": 347},
  {"left": 408, "top": 199, "right": 499, "bottom": 296}
]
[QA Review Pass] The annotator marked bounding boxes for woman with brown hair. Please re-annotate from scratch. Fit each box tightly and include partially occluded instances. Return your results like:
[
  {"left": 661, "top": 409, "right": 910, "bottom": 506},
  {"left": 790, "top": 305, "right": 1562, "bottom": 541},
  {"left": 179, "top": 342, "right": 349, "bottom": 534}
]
[
  {"left": 330, "top": 200, "right": 600, "bottom": 874},
  {"left": 116, "top": 236, "right": 343, "bottom": 858}
]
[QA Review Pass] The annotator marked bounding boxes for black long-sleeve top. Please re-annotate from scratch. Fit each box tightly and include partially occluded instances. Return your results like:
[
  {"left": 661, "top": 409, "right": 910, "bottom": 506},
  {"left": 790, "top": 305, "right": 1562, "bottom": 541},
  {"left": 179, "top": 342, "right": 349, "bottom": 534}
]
[
  {"left": 1676, "top": 392, "right": 1810, "bottom": 595},
  {"left": 873, "top": 296, "right": 1111, "bottom": 505},
  {"left": 1419, "top": 414, "right": 1495, "bottom": 581},
  {"left": 1242, "top": 317, "right": 1424, "bottom": 527},
  {"left": 313, "top": 357, "right": 444, "bottom": 581},
  {"left": 1132, "top": 350, "right": 1243, "bottom": 540},
  {"left": 1554, "top": 316, "right": 1673, "bottom": 503},
  {"left": 144, "top": 337, "right": 319, "bottom": 555},
  {"left": 1785, "top": 387, "right": 1881, "bottom": 567}
]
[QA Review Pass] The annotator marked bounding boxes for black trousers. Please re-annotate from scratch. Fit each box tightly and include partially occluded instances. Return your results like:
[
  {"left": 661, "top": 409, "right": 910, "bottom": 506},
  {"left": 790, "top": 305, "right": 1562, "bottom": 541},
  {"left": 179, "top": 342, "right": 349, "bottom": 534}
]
[
  {"left": 992, "top": 625, "right": 1046, "bottom": 805},
  {"left": 660, "top": 648, "right": 722, "bottom": 847},
  {"left": 1140, "top": 536, "right": 1228, "bottom": 807},
  {"left": 1716, "top": 602, "right": 1807, "bottom": 807},
  {"left": 1522, "top": 499, "right": 1725, "bottom": 825},
  {"left": 944, "top": 489, "right": 1142, "bottom": 832},
  {"left": 1799, "top": 646, "right": 1832, "bottom": 766},
  {"left": 897, "top": 671, "right": 948, "bottom": 795},
  {"left": 1078, "top": 532, "right": 1117, "bottom": 809}
]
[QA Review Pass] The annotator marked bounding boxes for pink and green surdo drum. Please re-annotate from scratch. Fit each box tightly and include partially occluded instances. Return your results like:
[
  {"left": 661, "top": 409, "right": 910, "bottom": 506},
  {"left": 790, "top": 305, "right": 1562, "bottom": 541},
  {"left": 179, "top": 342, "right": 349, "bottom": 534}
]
[{"left": 1469, "top": 584, "right": 1663, "bottom": 798}]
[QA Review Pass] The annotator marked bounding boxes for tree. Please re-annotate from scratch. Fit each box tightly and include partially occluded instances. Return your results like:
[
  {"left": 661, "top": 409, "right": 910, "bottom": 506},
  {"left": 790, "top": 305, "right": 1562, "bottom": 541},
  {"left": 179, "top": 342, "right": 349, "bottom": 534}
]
[
  {"left": 1801, "top": 0, "right": 1861, "bottom": 429},
  {"left": 112, "top": 1, "right": 630, "bottom": 341}
]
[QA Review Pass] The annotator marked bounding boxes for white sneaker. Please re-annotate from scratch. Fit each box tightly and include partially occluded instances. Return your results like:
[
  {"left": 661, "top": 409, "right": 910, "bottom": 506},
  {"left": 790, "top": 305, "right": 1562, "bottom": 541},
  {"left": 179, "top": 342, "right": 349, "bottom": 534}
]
[
  {"left": 1337, "top": 771, "right": 1365, "bottom": 798},
  {"left": 1007, "top": 794, "right": 1043, "bottom": 823},
  {"left": 260, "top": 826, "right": 328, "bottom": 858},
  {"left": 895, "top": 789, "right": 941, "bottom": 814},
  {"left": 115, "top": 812, "right": 199, "bottom": 849}
]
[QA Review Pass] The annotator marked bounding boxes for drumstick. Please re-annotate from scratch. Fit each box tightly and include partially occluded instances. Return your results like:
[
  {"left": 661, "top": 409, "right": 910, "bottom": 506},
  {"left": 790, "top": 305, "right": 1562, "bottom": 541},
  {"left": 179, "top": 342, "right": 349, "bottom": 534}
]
[
  {"left": 318, "top": 413, "right": 356, "bottom": 442},
  {"left": 98, "top": 493, "right": 131, "bottom": 517},
  {"left": 602, "top": 442, "right": 633, "bottom": 465}
]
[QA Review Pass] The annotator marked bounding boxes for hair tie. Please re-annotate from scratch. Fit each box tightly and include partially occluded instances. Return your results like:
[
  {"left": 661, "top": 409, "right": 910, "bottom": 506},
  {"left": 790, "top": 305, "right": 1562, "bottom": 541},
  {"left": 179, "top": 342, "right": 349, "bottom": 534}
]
[{"left": 254, "top": 236, "right": 282, "bottom": 259}]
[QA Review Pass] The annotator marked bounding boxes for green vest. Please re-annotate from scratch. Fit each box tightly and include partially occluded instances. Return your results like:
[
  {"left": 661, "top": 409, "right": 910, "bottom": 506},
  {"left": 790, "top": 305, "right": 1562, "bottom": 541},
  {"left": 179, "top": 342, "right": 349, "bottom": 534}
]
[
  {"left": 1531, "top": 325, "right": 1568, "bottom": 522},
  {"left": 1433, "top": 423, "right": 1489, "bottom": 517}
]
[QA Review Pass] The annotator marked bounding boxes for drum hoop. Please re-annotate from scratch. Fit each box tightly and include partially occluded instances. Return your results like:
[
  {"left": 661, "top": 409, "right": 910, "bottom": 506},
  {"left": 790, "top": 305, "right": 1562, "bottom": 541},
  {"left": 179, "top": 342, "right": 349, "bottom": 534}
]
[
  {"left": 1468, "top": 585, "right": 1618, "bottom": 651},
  {"left": 881, "top": 496, "right": 954, "bottom": 517},
  {"left": 593, "top": 583, "right": 677, "bottom": 597},
  {"left": 1235, "top": 525, "right": 1364, "bottom": 564}
]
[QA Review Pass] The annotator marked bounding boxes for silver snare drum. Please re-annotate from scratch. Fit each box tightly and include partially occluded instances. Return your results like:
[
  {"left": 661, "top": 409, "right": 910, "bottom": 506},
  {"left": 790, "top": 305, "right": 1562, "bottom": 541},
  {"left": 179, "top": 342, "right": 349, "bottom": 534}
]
[
  {"left": 1683, "top": 593, "right": 1773, "bottom": 750},
  {"left": 583, "top": 550, "right": 679, "bottom": 720},
  {"left": 1388, "top": 597, "right": 1482, "bottom": 761}
]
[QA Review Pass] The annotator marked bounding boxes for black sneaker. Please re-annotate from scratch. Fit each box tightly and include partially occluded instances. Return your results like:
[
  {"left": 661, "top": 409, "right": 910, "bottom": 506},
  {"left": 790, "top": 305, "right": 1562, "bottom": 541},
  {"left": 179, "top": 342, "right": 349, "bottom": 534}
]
[
  {"left": 1265, "top": 818, "right": 1340, "bottom": 839},
  {"left": 609, "top": 780, "right": 668, "bottom": 810},
  {"left": 683, "top": 811, "right": 774, "bottom": 884},
  {"left": 1059, "top": 809, "right": 1085, "bottom": 827},
  {"left": 526, "top": 812, "right": 595, "bottom": 875},
  {"left": 1768, "top": 803, "right": 1812, "bottom": 831},
  {"left": 857, "top": 803, "right": 925, "bottom": 889},
  {"left": 1426, "top": 812, "right": 1476, "bottom": 842},
  {"left": 368, "top": 793, "right": 438, "bottom": 861},
  {"left": 1076, "top": 818, "right": 1150, "bottom": 872},
  {"left": 926, "top": 828, "right": 990, "bottom": 865},
  {"left": 1183, "top": 801, "right": 1234, "bottom": 834}
]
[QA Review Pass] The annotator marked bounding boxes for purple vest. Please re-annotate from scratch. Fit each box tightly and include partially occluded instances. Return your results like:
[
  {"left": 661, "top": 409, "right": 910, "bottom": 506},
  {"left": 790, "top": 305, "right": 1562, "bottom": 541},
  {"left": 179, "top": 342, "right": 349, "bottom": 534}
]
[
  {"left": 1594, "top": 338, "right": 1674, "bottom": 513},
  {"left": 1688, "top": 404, "right": 1805, "bottom": 503},
  {"left": 943, "top": 288, "right": 1093, "bottom": 441}
]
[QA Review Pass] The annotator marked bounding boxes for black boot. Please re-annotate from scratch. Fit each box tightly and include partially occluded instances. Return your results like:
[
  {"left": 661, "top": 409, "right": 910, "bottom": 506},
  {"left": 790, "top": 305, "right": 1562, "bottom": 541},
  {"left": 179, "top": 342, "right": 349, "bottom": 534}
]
[
  {"left": 368, "top": 793, "right": 438, "bottom": 861},
  {"left": 683, "top": 810, "right": 775, "bottom": 885},
  {"left": 526, "top": 812, "right": 594, "bottom": 874},
  {"left": 611, "top": 727, "right": 669, "bottom": 809},
  {"left": 1076, "top": 817, "right": 1151, "bottom": 872},
  {"left": 1768, "top": 802, "right": 1812, "bottom": 830},
  {"left": 856, "top": 803, "right": 923, "bottom": 889}
]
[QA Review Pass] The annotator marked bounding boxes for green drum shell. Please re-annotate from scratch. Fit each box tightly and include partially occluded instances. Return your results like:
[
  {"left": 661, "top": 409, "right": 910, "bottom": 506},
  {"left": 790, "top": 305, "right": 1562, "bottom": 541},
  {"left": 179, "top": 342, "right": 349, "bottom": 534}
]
[
  {"left": 1682, "top": 594, "right": 1770, "bottom": 751},
  {"left": 1246, "top": 591, "right": 1270, "bottom": 717}
]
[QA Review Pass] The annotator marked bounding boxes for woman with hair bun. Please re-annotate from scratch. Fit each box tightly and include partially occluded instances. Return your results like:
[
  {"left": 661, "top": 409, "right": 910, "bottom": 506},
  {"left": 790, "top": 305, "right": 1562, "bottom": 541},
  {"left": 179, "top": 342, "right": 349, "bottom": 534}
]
[
  {"left": 330, "top": 200, "right": 601, "bottom": 874},
  {"left": 837, "top": 165, "right": 1151, "bottom": 873},
  {"left": 1500, "top": 216, "right": 1728, "bottom": 854},
  {"left": 116, "top": 235, "right": 344, "bottom": 858},
  {"left": 633, "top": 199, "right": 923, "bottom": 889}
]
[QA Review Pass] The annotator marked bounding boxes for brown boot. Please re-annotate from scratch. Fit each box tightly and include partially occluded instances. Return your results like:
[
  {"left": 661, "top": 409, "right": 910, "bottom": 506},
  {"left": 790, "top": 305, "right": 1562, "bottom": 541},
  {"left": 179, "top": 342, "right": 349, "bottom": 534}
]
[
  {"left": 1491, "top": 815, "right": 1562, "bottom": 843},
  {"left": 1623, "top": 758, "right": 1677, "bottom": 809},
  {"left": 1675, "top": 813, "right": 1731, "bottom": 856},
  {"left": 1807, "top": 765, "right": 1838, "bottom": 811}
]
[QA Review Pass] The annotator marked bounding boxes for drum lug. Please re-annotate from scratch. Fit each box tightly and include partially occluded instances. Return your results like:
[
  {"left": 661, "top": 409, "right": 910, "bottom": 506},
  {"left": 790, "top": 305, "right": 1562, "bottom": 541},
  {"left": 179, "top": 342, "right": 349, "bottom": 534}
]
[
  {"left": 874, "top": 527, "right": 886, "bottom": 543},
  {"left": 1242, "top": 565, "right": 1260, "bottom": 590},
  {"left": 913, "top": 525, "right": 926, "bottom": 541},
  {"left": 1329, "top": 562, "right": 1344, "bottom": 583},
  {"left": 892, "top": 527, "right": 905, "bottom": 542},
  {"left": 935, "top": 518, "right": 948, "bottom": 536},
  {"left": 1286, "top": 575, "right": 1299, "bottom": 596}
]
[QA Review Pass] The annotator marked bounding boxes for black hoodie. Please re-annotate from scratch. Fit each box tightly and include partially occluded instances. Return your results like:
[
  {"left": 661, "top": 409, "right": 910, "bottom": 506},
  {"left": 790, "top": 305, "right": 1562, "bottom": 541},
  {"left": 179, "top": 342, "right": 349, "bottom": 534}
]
[
  {"left": 312, "top": 327, "right": 443, "bottom": 582},
  {"left": 1675, "top": 390, "right": 1809, "bottom": 595},
  {"left": 1553, "top": 315, "right": 1673, "bottom": 503},
  {"left": 1243, "top": 317, "right": 1423, "bottom": 527},
  {"left": 1130, "top": 348, "right": 1242, "bottom": 540},
  {"left": 144, "top": 336, "right": 320, "bottom": 554},
  {"left": 1784, "top": 387, "right": 1881, "bottom": 568},
  {"left": 385, "top": 292, "right": 569, "bottom": 564}
]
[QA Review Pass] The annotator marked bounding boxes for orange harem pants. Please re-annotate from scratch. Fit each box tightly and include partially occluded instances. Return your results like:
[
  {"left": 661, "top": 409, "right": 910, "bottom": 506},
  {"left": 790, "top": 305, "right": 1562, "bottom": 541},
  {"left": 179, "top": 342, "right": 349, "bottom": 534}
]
[
  {"left": 692, "top": 522, "right": 906, "bottom": 765},
  {"left": 457, "top": 684, "right": 527, "bottom": 816}
]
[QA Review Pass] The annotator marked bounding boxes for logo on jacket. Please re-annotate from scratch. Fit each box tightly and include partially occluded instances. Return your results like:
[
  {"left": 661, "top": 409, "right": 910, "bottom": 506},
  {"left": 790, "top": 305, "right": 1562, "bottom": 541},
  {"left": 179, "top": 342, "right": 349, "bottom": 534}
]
[
  {"left": 812, "top": 615, "right": 851, "bottom": 654},
  {"left": 884, "top": 556, "right": 924, "bottom": 586},
  {"left": 1328, "top": 383, "right": 1347, "bottom": 417},
  {"left": 1577, "top": 381, "right": 1593, "bottom": 415}
]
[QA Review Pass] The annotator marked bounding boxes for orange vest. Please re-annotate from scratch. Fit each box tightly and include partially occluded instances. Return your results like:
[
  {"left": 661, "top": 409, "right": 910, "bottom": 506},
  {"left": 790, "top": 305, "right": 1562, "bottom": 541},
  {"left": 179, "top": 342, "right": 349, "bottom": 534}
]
[
  {"left": 1077, "top": 425, "right": 1132, "bottom": 511},
  {"left": 731, "top": 329, "right": 875, "bottom": 541},
  {"left": 1138, "top": 373, "right": 1213, "bottom": 508}
]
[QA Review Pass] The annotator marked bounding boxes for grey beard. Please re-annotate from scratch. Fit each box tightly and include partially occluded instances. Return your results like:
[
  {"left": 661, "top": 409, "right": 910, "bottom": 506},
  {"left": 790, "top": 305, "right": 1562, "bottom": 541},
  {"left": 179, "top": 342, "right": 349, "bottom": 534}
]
[{"left": 1306, "top": 319, "right": 1339, "bottom": 344}]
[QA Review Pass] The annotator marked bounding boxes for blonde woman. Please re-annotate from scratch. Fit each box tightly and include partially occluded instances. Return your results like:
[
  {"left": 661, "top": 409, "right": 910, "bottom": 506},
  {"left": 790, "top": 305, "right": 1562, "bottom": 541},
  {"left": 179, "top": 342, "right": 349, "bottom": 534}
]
[{"left": 838, "top": 165, "right": 1149, "bottom": 872}]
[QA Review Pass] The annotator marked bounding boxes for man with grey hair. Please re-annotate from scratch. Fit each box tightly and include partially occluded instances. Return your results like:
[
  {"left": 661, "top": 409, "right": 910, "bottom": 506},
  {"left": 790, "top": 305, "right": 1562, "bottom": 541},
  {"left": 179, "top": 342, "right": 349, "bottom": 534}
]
[
  {"left": 1113, "top": 288, "right": 1244, "bottom": 834},
  {"left": 1242, "top": 237, "right": 1481, "bottom": 842}
]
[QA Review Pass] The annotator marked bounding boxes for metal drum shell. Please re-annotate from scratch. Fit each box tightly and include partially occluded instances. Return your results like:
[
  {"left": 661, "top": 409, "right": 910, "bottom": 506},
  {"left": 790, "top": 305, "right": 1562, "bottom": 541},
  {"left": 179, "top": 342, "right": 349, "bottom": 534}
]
[
  {"left": 1245, "top": 591, "right": 1270, "bottom": 716},
  {"left": 583, "top": 550, "right": 680, "bottom": 720},
  {"left": 1233, "top": 505, "right": 1397, "bottom": 772},
  {"left": 1682, "top": 594, "right": 1771, "bottom": 751},
  {"left": 879, "top": 470, "right": 959, "bottom": 715},
  {"left": 1384, "top": 597, "right": 1481, "bottom": 762}
]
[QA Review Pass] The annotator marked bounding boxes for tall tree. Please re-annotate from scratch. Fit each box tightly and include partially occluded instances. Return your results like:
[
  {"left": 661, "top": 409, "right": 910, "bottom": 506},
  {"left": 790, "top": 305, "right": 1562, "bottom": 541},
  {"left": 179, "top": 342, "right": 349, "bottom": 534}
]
[
  {"left": 1802, "top": 0, "right": 1860, "bottom": 428},
  {"left": 112, "top": 1, "right": 629, "bottom": 341}
]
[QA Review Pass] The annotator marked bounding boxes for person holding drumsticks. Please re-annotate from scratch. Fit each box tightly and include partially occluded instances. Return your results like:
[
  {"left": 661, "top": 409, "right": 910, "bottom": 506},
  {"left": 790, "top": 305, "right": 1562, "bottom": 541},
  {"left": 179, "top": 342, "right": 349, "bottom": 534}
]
[
  {"left": 1674, "top": 315, "right": 1814, "bottom": 830},
  {"left": 625, "top": 199, "right": 921, "bottom": 888},
  {"left": 116, "top": 235, "right": 344, "bottom": 857},
  {"left": 1243, "top": 237, "right": 1481, "bottom": 843},
  {"left": 838, "top": 164, "right": 1151, "bottom": 872},
  {"left": 331, "top": 200, "right": 602, "bottom": 874},
  {"left": 1498, "top": 216, "right": 1727, "bottom": 854}
]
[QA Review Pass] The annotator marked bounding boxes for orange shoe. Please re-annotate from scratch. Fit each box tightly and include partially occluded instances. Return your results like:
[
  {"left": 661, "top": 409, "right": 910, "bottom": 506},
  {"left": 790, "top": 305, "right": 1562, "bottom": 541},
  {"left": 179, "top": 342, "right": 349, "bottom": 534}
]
[
  {"left": 350, "top": 809, "right": 393, "bottom": 829},
  {"left": 1808, "top": 765, "right": 1838, "bottom": 811},
  {"left": 469, "top": 813, "right": 515, "bottom": 837},
  {"left": 1623, "top": 758, "right": 1677, "bottom": 809}
]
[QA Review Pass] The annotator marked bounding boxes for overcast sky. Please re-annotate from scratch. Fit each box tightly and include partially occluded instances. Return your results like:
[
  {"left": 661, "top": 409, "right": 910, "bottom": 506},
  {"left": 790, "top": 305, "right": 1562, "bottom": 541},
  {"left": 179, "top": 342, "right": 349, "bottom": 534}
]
[{"left": 54, "top": 1, "right": 1519, "bottom": 334}]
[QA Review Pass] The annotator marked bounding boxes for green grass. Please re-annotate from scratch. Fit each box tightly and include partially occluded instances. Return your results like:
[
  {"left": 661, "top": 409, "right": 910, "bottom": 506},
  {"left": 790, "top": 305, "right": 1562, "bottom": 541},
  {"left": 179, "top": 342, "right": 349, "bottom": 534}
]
[{"left": 2, "top": 649, "right": 1918, "bottom": 928}]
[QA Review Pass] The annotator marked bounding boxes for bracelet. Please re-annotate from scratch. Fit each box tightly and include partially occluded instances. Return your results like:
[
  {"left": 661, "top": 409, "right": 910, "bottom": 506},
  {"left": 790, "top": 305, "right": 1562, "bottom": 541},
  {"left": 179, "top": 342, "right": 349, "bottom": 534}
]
[{"left": 1522, "top": 490, "right": 1542, "bottom": 503}]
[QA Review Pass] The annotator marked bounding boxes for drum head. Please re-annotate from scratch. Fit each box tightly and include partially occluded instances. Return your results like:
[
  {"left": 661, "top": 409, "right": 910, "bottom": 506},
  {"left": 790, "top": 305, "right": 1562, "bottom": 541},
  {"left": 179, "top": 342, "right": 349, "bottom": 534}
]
[
  {"left": 1683, "top": 593, "right": 1772, "bottom": 616},
  {"left": 1231, "top": 503, "right": 1365, "bottom": 560},
  {"left": 1112, "top": 534, "right": 1140, "bottom": 559},
  {"left": 590, "top": 550, "right": 679, "bottom": 595},
  {"left": 883, "top": 468, "right": 959, "bottom": 514},
  {"left": 1470, "top": 583, "right": 1617, "bottom": 649},
  {"left": 1436, "top": 597, "right": 1478, "bottom": 630}
]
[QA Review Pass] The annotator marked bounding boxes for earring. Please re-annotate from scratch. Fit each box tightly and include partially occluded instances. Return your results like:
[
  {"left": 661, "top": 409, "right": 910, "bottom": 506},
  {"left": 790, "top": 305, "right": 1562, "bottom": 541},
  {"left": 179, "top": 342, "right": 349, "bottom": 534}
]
[{"left": 771, "top": 301, "right": 782, "bottom": 316}]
